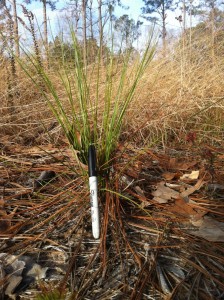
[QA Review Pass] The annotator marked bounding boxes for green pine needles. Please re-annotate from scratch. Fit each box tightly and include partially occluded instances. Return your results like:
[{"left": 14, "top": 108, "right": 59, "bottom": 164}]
[{"left": 18, "top": 24, "right": 156, "bottom": 175}]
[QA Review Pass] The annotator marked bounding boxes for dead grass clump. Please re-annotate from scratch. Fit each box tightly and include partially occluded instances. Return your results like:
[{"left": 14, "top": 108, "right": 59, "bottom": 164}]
[{"left": 125, "top": 36, "right": 224, "bottom": 146}]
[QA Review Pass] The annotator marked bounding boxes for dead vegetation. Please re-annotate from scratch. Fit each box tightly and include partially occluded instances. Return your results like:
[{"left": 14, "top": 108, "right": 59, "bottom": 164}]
[
  {"left": 0, "top": 31, "right": 224, "bottom": 299},
  {"left": 0, "top": 137, "right": 224, "bottom": 299}
]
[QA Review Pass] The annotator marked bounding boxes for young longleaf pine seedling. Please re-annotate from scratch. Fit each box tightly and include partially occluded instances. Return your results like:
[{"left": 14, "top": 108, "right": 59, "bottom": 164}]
[{"left": 17, "top": 23, "right": 156, "bottom": 175}]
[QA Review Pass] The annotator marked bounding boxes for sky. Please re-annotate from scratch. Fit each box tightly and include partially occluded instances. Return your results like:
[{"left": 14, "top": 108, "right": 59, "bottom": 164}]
[
  {"left": 15, "top": 0, "right": 195, "bottom": 44},
  {"left": 115, "top": 0, "right": 183, "bottom": 30}
]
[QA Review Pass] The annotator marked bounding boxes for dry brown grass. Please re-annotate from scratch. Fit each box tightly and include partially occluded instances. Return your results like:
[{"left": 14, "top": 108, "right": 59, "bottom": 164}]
[
  {"left": 0, "top": 34, "right": 224, "bottom": 149},
  {"left": 126, "top": 40, "right": 224, "bottom": 146}
]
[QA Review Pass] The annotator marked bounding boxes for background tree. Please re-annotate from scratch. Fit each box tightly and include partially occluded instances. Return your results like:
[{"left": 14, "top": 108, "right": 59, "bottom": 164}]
[
  {"left": 188, "top": 0, "right": 224, "bottom": 61},
  {"left": 114, "top": 14, "right": 142, "bottom": 51},
  {"left": 81, "top": 0, "right": 87, "bottom": 68},
  {"left": 97, "top": 0, "right": 127, "bottom": 60},
  {"left": 0, "top": 0, "right": 19, "bottom": 57},
  {"left": 0, "top": 0, "right": 6, "bottom": 55},
  {"left": 24, "top": 0, "right": 57, "bottom": 57},
  {"left": 88, "top": 0, "right": 94, "bottom": 39},
  {"left": 65, "top": 0, "right": 81, "bottom": 33},
  {"left": 48, "top": 35, "right": 77, "bottom": 65},
  {"left": 97, "top": 0, "right": 103, "bottom": 59},
  {"left": 12, "top": 0, "right": 19, "bottom": 56},
  {"left": 141, "top": 0, "right": 176, "bottom": 51}
]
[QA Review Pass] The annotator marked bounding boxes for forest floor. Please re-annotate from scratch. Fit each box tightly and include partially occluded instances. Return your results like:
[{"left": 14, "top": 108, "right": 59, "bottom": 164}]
[{"left": 0, "top": 136, "right": 224, "bottom": 300}]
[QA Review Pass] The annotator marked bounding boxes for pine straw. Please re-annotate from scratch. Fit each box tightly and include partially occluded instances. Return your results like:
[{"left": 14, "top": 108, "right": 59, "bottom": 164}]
[{"left": 1, "top": 141, "right": 224, "bottom": 299}]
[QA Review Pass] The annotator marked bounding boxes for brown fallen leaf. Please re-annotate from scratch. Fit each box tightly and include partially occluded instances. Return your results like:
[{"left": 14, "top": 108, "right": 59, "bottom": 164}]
[
  {"left": 152, "top": 176, "right": 205, "bottom": 205},
  {"left": 162, "top": 172, "right": 179, "bottom": 181},
  {"left": 169, "top": 198, "right": 197, "bottom": 217},
  {"left": 180, "top": 178, "right": 205, "bottom": 199},
  {"left": 168, "top": 158, "right": 198, "bottom": 171},
  {"left": 177, "top": 161, "right": 198, "bottom": 171},
  {"left": 167, "top": 178, "right": 206, "bottom": 218},
  {"left": 180, "top": 170, "right": 199, "bottom": 181},
  {"left": 152, "top": 182, "right": 179, "bottom": 203},
  {"left": 189, "top": 216, "right": 224, "bottom": 242},
  {"left": 165, "top": 183, "right": 185, "bottom": 192}
]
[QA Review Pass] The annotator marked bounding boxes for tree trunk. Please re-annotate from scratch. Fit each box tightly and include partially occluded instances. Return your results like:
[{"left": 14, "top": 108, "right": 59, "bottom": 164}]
[
  {"left": 210, "top": 0, "right": 215, "bottom": 63},
  {"left": 182, "top": 0, "right": 186, "bottom": 32},
  {"left": 42, "top": 0, "right": 48, "bottom": 62},
  {"left": 189, "top": 0, "right": 193, "bottom": 45},
  {"left": 12, "top": 0, "right": 19, "bottom": 57},
  {"left": 181, "top": 0, "right": 186, "bottom": 87},
  {"left": 73, "top": 0, "right": 80, "bottom": 33},
  {"left": 82, "top": 0, "right": 87, "bottom": 69},
  {"left": 89, "top": 0, "right": 94, "bottom": 40},
  {"left": 189, "top": 0, "right": 193, "bottom": 61},
  {"left": 161, "top": 1, "right": 166, "bottom": 53},
  {"left": 98, "top": 0, "right": 103, "bottom": 62},
  {"left": 182, "top": 0, "right": 186, "bottom": 58}
]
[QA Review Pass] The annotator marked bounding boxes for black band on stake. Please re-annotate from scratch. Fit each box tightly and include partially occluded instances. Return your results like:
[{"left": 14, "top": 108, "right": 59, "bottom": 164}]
[{"left": 88, "top": 145, "right": 97, "bottom": 177}]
